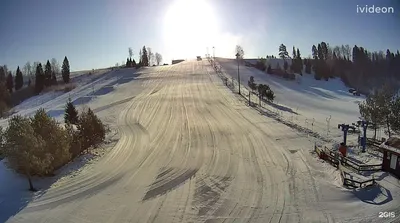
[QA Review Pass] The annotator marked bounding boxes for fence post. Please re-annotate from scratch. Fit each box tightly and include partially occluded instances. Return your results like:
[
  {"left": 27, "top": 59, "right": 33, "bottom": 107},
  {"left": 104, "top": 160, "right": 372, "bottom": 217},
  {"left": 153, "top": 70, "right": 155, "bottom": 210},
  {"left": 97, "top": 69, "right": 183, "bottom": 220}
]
[
  {"left": 311, "top": 118, "right": 315, "bottom": 132},
  {"left": 326, "top": 115, "right": 331, "bottom": 136}
]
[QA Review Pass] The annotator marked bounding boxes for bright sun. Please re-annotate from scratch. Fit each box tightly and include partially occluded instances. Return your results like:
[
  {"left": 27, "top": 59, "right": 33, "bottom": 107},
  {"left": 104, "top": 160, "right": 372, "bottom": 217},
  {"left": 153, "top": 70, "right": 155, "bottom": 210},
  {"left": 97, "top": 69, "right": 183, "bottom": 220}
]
[{"left": 163, "top": 0, "right": 219, "bottom": 59}]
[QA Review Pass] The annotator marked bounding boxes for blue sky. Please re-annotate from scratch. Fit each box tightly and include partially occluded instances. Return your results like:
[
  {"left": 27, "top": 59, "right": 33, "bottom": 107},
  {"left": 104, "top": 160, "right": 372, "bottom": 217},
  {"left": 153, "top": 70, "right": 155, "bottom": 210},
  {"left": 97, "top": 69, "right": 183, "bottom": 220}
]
[{"left": 0, "top": 0, "right": 399, "bottom": 72}]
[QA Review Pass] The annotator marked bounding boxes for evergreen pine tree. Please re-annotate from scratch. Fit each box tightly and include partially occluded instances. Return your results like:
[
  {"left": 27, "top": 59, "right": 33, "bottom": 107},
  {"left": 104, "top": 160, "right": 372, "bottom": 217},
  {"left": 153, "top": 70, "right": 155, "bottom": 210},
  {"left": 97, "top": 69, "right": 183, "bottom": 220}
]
[
  {"left": 139, "top": 49, "right": 143, "bottom": 66},
  {"left": 126, "top": 58, "right": 130, "bottom": 67},
  {"left": 296, "top": 48, "right": 301, "bottom": 59},
  {"left": 64, "top": 98, "right": 79, "bottom": 125},
  {"left": 62, "top": 56, "right": 70, "bottom": 84},
  {"left": 265, "top": 87, "right": 275, "bottom": 102},
  {"left": 292, "top": 46, "right": 296, "bottom": 59},
  {"left": 278, "top": 44, "right": 289, "bottom": 59},
  {"left": 296, "top": 48, "right": 303, "bottom": 74},
  {"left": 15, "top": 66, "right": 24, "bottom": 91},
  {"left": 312, "top": 45, "right": 318, "bottom": 60},
  {"left": 35, "top": 63, "right": 45, "bottom": 94},
  {"left": 78, "top": 108, "right": 106, "bottom": 151},
  {"left": 0, "top": 67, "right": 5, "bottom": 83},
  {"left": 44, "top": 60, "right": 52, "bottom": 87},
  {"left": 142, "top": 46, "right": 149, "bottom": 66},
  {"left": 6, "top": 71, "right": 13, "bottom": 93}
]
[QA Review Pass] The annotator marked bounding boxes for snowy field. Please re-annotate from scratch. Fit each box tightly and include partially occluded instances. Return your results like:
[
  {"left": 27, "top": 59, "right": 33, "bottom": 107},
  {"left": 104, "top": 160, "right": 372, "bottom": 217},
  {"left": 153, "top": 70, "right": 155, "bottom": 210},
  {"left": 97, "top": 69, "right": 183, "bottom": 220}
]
[
  {"left": 1, "top": 60, "right": 400, "bottom": 223},
  {"left": 0, "top": 67, "right": 124, "bottom": 127},
  {"left": 217, "top": 58, "right": 373, "bottom": 141}
]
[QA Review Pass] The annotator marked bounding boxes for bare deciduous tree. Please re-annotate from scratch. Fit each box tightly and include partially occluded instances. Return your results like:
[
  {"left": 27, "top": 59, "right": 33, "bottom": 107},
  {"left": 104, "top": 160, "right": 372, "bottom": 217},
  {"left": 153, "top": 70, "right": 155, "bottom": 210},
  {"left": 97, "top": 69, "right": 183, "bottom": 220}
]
[
  {"left": 147, "top": 47, "right": 154, "bottom": 66},
  {"left": 333, "top": 46, "right": 341, "bottom": 58},
  {"left": 50, "top": 58, "right": 60, "bottom": 74},
  {"left": 23, "top": 62, "right": 33, "bottom": 81},
  {"left": 33, "top": 62, "right": 40, "bottom": 71},
  {"left": 128, "top": 47, "right": 133, "bottom": 58},
  {"left": 2, "top": 65, "right": 8, "bottom": 76},
  {"left": 235, "top": 45, "right": 244, "bottom": 60},
  {"left": 155, "top": 53, "right": 162, "bottom": 66}
]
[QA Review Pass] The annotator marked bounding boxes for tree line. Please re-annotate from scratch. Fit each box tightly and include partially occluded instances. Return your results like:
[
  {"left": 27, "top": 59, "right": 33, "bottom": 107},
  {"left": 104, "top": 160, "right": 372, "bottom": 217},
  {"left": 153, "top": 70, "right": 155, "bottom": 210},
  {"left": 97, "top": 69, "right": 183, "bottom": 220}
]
[
  {"left": 0, "top": 57, "right": 71, "bottom": 117},
  {"left": 125, "top": 46, "right": 163, "bottom": 68},
  {"left": 34, "top": 56, "right": 71, "bottom": 94},
  {"left": 358, "top": 84, "right": 400, "bottom": 139},
  {"left": 273, "top": 42, "right": 399, "bottom": 92},
  {"left": 0, "top": 99, "right": 106, "bottom": 191}
]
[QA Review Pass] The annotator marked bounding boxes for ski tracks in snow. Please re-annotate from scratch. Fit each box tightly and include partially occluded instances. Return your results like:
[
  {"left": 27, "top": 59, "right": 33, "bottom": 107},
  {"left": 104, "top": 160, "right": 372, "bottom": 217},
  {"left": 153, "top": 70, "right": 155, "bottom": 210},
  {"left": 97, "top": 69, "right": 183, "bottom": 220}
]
[{"left": 8, "top": 61, "right": 389, "bottom": 223}]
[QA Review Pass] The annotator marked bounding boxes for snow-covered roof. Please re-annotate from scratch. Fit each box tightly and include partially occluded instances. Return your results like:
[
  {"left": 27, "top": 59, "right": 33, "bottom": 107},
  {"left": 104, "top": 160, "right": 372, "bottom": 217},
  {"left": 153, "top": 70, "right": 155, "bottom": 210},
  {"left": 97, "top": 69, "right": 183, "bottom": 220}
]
[{"left": 380, "top": 137, "right": 400, "bottom": 155}]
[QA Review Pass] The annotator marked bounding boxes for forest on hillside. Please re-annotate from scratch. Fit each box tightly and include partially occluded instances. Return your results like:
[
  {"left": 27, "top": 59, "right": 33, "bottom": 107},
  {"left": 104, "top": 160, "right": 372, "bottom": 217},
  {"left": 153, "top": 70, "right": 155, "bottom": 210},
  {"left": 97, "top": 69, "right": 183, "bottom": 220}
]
[{"left": 264, "top": 43, "right": 400, "bottom": 94}]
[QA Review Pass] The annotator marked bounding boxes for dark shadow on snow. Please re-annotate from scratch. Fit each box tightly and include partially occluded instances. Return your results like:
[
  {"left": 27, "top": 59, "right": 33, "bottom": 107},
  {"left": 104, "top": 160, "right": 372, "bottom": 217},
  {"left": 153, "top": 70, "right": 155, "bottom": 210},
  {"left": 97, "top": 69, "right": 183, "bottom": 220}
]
[
  {"left": 142, "top": 168, "right": 198, "bottom": 201},
  {"left": 93, "top": 96, "right": 135, "bottom": 113},
  {"left": 90, "top": 86, "right": 114, "bottom": 96},
  {"left": 264, "top": 100, "right": 299, "bottom": 115},
  {"left": 73, "top": 96, "right": 94, "bottom": 105},
  {"left": 350, "top": 184, "right": 392, "bottom": 205},
  {"left": 46, "top": 109, "right": 65, "bottom": 118}
]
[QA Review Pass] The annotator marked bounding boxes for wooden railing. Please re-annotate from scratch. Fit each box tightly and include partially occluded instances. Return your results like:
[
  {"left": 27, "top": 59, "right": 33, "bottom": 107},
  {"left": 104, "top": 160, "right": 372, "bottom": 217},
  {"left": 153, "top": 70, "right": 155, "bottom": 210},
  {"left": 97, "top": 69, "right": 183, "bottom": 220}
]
[
  {"left": 315, "top": 144, "right": 381, "bottom": 188},
  {"left": 340, "top": 168, "right": 376, "bottom": 188}
]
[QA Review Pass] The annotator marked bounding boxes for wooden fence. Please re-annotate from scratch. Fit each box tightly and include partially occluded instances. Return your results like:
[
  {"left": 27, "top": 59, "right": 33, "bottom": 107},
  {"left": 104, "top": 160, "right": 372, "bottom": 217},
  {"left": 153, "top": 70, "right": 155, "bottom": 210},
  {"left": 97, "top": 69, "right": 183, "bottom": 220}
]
[
  {"left": 315, "top": 144, "right": 380, "bottom": 188},
  {"left": 339, "top": 166, "right": 376, "bottom": 188}
]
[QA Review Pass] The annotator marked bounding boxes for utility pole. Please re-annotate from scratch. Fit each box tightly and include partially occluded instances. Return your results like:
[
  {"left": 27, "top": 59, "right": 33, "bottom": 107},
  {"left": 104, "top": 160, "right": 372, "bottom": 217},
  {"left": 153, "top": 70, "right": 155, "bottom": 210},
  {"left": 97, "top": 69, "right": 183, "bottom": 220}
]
[
  {"left": 213, "top": 46, "right": 215, "bottom": 67},
  {"left": 236, "top": 52, "right": 241, "bottom": 95}
]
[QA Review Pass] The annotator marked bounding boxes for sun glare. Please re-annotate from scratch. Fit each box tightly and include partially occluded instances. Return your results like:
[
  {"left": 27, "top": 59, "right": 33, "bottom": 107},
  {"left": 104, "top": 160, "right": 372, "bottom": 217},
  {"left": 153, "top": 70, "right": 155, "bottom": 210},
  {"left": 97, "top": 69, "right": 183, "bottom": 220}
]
[{"left": 163, "top": 0, "right": 219, "bottom": 59}]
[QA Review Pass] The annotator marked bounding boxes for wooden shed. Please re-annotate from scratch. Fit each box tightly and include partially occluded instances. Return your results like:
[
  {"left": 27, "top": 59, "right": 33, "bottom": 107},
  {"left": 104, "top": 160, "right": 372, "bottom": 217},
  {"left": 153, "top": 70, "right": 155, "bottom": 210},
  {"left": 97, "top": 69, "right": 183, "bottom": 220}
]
[{"left": 380, "top": 137, "right": 400, "bottom": 178}]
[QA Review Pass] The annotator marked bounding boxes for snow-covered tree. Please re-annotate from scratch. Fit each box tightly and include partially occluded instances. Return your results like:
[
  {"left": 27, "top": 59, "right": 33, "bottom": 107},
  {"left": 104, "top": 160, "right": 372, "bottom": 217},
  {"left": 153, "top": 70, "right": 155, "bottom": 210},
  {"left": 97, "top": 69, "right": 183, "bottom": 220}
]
[
  {"left": 155, "top": 53, "right": 163, "bottom": 65},
  {"left": 278, "top": 44, "right": 289, "bottom": 59}
]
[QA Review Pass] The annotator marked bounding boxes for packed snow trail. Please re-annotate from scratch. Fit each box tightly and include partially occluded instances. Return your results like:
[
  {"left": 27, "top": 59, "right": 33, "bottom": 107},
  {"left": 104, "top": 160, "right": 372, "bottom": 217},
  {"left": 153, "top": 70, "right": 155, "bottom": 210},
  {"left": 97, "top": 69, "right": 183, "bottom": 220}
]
[{"left": 6, "top": 61, "right": 399, "bottom": 223}]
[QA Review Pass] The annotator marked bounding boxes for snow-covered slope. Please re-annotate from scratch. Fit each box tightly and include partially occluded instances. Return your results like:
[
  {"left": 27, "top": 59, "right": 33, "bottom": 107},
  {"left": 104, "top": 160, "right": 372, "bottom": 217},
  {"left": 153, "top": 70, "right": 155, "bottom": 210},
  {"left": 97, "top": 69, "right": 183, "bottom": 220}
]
[
  {"left": 1, "top": 61, "right": 399, "bottom": 223},
  {"left": 217, "top": 58, "right": 365, "bottom": 141},
  {"left": 0, "top": 68, "right": 137, "bottom": 127}
]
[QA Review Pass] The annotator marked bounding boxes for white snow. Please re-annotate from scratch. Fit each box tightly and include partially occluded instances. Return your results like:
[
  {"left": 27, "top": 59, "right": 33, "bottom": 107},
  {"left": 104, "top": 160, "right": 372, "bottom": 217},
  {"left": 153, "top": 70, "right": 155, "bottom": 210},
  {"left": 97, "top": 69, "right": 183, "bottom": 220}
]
[
  {"left": 0, "top": 68, "right": 135, "bottom": 127},
  {"left": 1, "top": 60, "right": 399, "bottom": 223},
  {"left": 218, "top": 58, "right": 367, "bottom": 140}
]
